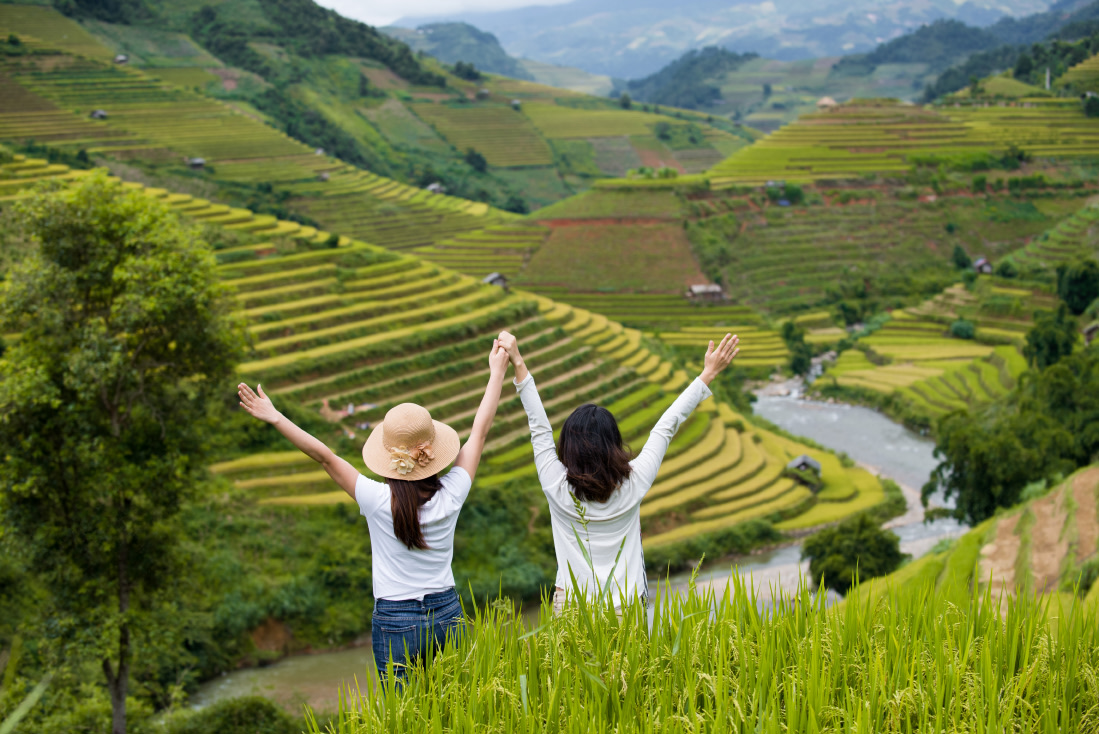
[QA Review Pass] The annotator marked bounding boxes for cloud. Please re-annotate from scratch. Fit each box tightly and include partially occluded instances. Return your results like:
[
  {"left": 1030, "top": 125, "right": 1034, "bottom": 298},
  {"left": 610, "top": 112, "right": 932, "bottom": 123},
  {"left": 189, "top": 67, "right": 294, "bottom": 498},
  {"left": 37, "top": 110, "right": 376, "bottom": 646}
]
[{"left": 315, "top": 0, "right": 573, "bottom": 28}]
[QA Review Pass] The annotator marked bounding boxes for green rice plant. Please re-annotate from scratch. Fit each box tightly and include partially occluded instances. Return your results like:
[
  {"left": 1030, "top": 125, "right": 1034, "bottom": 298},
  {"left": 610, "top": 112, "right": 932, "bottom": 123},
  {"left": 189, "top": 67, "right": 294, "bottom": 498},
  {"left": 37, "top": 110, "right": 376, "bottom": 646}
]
[{"left": 308, "top": 570, "right": 1099, "bottom": 733}]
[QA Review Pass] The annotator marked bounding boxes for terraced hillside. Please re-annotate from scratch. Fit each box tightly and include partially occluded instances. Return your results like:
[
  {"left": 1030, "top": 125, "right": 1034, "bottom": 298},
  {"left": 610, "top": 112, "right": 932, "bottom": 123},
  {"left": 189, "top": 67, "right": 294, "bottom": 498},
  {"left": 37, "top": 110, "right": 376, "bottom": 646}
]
[
  {"left": 0, "top": 35, "right": 509, "bottom": 246},
  {"left": 708, "top": 99, "right": 1099, "bottom": 186},
  {"left": 686, "top": 193, "right": 1084, "bottom": 316},
  {"left": 856, "top": 465, "right": 1099, "bottom": 607},
  {"left": 824, "top": 311, "right": 1027, "bottom": 426}
]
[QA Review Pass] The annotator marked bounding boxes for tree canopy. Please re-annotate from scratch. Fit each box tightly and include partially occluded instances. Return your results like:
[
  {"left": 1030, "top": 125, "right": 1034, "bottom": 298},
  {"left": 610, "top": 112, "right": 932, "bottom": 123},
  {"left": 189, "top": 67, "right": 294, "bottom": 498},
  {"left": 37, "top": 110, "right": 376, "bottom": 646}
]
[
  {"left": 923, "top": 343, "right": 1099, "bottom": 526},
  {"left": 0, "top": 172, "right": 244, "bottom": 733},
  {"left": 802, "top": 514, "right": 906, "bottom": 595}
]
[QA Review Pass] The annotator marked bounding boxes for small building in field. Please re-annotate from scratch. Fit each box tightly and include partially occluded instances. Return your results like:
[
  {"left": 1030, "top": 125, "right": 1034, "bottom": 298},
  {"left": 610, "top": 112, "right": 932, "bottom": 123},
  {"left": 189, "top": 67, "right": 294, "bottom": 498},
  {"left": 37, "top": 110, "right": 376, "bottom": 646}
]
[
  {"left": 482, "top": 272, "right": 508, "bottom": 291},
  {"left": 787, "top": 455, "right": 822, "bottom": 475},
  {"left": 113, "top": 54, "right": 129, "bottom": 64},
  {"left": 511, "top": 99, "right": 521, "bottom": 110},
  {"left": 973, "top": 257, "right": 993, "bottom": 274},
  {"left": 1085, "top": 322, "right": 1098, "bottom": 346},
  {"left": 186, "top": 157, "right": 206, "bottom": 170},
  {"left": 687, "top": 284, "right": 726, "bottom": 301},
  {"left": 318, "top": 171, "right": 330, "bottom": 182},
  {"left": 425, "top": 182, "right": 445, "bottom": 194},
  {"left": 315, "top": 148, "right": 325, "bottom": 156},
  {"left": 817, "top": 96, "right": 838, "bottom": 109},
  {"left": 90, "top": 109, "right": 108, "bottom": 119}
]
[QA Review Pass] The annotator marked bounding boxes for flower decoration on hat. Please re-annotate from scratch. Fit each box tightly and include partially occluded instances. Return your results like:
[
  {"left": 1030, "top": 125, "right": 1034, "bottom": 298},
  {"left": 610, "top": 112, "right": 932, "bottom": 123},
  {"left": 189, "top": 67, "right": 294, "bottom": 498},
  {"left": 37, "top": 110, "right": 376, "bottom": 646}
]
[{"left": 387, "top": 441, "right": 435, "bottom": 475}]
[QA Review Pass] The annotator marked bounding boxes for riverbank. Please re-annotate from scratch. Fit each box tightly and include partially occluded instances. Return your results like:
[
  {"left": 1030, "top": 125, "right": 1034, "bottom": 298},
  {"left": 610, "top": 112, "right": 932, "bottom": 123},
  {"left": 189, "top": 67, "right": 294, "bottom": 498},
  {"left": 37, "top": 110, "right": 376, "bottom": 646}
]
[{"left": 663, "top": 380, "right": 965, "bottom": 605}]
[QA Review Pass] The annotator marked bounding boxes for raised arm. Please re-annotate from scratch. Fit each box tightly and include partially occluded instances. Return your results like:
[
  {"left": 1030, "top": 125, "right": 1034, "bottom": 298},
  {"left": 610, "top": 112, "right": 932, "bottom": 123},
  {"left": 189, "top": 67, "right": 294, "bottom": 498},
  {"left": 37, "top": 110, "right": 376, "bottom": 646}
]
[
  {"left": 497, "top": 331, "right": 567, "bottom": 486},
  {"left": 630, "top": 334, "right": 740, "bottom": 490},
  {"left": 237, "top": 382, "right": 360, "bottom": 499},
  {"left": 453, "top": 339, "right": 510, "bottom": 481}
]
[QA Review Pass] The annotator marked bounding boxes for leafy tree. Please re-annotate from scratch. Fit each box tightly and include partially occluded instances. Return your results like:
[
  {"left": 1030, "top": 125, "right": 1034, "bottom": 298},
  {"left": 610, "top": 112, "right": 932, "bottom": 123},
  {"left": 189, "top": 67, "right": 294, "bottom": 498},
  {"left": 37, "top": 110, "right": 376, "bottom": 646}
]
[
  {"left": 952, "top": 244, "right": 972, "bottom": 269},
  {"left": 1056, "top": 258, "right": 1099, "bottom": 315},
  {"left": 503, "top": 194, "right": 528, "bottom": 214},
  {"left": 618, "top": 92, "right": 632, "bottom": 109},
  {"left": 994, "top": 259, "right": 1019, "bottom": 279},
  {"left": 0, "top": 173, "right": 243, "bottom": 734},
  {"left": 802, "top": 514, "right": 905, "bottom": 595},
  {"left": 762, "top": 82, "right": 772, "bottom": 98},
  {"left": 1024, "top": 303, "right": 1078, "bottom": 369},
  {"left": 923, "top": 347, "right": 1099, "bottom": 525},
  {"left": 452, "top": 61, "right": 482, "bottom": 81},
  {"left": 780, "top": 321, "right": 813, "bottom": 376},
  {"left": 950, "top": 319, "right": 976, "bottom": 339},
  {"left": 464, "top": 148, "right": 488, "bottom": 173},
  {"left": 1086, "top": 96, "right": 1099, "bottom": 118},
  {"left": 1014, "top": 52, "right": 1034, "bottom": 78},
  {"left": 971, "top": 174, "right": 987, "bottom": 193}
]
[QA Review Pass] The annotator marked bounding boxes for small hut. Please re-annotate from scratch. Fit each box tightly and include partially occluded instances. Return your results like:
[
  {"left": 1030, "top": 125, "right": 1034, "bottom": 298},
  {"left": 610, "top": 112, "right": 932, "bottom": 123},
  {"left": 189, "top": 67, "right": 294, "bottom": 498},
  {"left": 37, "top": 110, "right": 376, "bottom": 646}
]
[
  {"left": 787, "top": 455, "right": 822, "bottom": 474},
  {"left": 113, "top": 54, "right": 129, "bottom": 64},
  {"left": 1085, "top": 322, "right": 1098, "bottom": 347},
  {"left": 973, "top": 257, "right": 993, "bottom": 274},
  {"left": 482, "top": 272, "right": 508, "bottom": 291},
  {"left": 510, "top": 99, "right": 521, "bottom": 111},
  {"left": 315, "top": 148, "right": 325, "bottom": 156},
  {"left": 318, "top": 171, "right": 330, "bottom": 182},
  {"left": 425, "top": 182, "right": 445, "bottom": 194},
  {"left": 89, "top": 109, "right": 108, "bottom": 119},
  {"left": 687, "top": 284, "right": 726, "bottom": 302},
  {"left": 816, "top": 96, "right": 838, "bottom": 109},
  {"left": 186, "top": 157, "right": 206, "bottom": 170}
]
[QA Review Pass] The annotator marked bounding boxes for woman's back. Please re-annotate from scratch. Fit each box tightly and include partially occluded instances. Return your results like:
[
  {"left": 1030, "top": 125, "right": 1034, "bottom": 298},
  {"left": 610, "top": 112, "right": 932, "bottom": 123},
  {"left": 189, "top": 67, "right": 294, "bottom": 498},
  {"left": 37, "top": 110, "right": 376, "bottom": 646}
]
[
  {"left": 354, "top": 467, "right": 471, "bottom": 601},
  {"left": 500, "top": 330, "right": 738, "bottom": 606},
  {"left": 518, "top": 375, "right": 714, "bottom": 604}
]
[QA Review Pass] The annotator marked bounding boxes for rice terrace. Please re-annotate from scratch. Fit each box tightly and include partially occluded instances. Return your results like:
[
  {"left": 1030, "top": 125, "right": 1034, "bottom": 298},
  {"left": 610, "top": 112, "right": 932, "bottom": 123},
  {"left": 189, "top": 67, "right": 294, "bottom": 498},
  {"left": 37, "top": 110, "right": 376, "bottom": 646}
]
[{"left": 0, "top": 0, "right": 1098, "bottom": 732}]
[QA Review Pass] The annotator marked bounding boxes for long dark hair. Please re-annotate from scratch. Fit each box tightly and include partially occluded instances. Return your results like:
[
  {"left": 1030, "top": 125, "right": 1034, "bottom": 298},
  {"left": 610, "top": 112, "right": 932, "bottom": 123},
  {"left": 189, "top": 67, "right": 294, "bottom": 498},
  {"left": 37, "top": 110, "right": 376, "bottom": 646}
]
[
  {"left": 388, "top": 474, "right": 442, "bottom": 550},
  {"left": 558, "top": 404, "right": 632, "bottom": 503}
]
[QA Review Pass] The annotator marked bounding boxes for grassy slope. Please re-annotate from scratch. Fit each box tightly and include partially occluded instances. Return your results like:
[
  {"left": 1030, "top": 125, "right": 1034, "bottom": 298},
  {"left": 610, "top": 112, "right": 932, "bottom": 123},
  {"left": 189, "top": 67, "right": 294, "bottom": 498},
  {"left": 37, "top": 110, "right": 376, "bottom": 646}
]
[{"left": 854, "top": 464, "right": 1099, "bottom": 604}]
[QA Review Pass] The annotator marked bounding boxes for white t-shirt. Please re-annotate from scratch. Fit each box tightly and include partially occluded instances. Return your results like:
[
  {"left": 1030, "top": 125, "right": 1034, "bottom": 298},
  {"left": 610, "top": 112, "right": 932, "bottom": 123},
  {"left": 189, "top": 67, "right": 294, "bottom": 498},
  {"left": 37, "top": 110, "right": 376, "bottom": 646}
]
[
  {"left": 355, "top": 466, "right": 471, "bottom": 601},
  {"left": 515, "top": 375, "right": 712, "bottom": 605}
]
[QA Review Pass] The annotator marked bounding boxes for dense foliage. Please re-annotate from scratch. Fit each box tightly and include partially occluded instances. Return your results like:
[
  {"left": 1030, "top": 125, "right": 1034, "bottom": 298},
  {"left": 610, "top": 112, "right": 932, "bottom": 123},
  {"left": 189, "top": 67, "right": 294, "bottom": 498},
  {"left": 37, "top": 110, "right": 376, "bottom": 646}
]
[
  {"left": 802, "top": 514, "right": 906, "bottom": 594},
  {"left": 622, "top": 47, "right": 758, "bottom": 110},
  {"left": 0, "top": 173, "right": 244, "bottom": 733},
  {"left": 1056, "top": 258, "right": 1099, "bottom": 315},
  {"left": 833, "top": 20, "right": 1000, "bottom": 78},
  {"left": 309, "top": 577, "right": 1099, "bottom": 732},
  {"left": 163, "top": 696, "right": 300, "bottom": 734},
  {"left": 924, "top": 342, "right": 1099, "bottom": 525}
]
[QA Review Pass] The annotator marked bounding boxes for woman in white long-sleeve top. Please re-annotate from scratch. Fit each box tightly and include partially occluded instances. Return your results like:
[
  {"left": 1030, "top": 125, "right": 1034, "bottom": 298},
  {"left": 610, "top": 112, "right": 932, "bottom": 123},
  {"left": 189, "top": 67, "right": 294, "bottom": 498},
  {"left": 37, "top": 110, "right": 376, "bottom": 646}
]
[{"left": 496, "top": 331, "right": 739, "bottom": 611}]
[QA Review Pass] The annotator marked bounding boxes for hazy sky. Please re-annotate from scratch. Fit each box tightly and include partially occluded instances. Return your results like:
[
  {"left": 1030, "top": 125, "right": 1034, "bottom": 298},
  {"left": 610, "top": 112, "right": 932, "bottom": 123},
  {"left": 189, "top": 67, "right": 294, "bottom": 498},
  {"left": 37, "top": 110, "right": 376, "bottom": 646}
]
[{"left": 316, "top": 0, "right": 567, "bottom": 27}]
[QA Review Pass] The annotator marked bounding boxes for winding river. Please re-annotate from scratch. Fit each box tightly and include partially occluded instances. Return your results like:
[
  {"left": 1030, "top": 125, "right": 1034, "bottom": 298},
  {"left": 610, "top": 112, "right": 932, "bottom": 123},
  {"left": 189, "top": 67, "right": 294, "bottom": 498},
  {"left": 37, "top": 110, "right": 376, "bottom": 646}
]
[{"left": 192, "top": 387, "right": 966, "bottom": 712}]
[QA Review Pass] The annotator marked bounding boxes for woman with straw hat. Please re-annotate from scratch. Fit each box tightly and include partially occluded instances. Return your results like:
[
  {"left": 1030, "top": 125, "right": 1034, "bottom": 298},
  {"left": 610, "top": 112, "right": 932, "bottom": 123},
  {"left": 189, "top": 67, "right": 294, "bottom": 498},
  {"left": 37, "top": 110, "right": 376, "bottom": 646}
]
[
  {"left": 237, "top": 339, "right": 511, "bottom": 680},
  {"left": 495, "top": 331, "right": 739, "bottom": 612}
]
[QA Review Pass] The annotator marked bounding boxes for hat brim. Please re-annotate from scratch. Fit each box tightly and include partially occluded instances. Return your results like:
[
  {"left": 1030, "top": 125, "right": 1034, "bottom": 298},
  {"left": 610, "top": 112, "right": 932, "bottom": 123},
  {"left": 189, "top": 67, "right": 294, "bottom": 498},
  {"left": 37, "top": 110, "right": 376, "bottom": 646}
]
[{"left": 361, "top": 419, "right": 461, "bottom": 481}]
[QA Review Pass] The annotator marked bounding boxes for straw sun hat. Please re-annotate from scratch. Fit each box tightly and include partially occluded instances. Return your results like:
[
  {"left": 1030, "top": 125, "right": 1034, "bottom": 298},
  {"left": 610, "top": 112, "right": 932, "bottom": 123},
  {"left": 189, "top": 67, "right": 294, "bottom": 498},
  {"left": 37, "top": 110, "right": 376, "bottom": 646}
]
[{"left": 362, "top": 403, "right": 460, "bottom": 481}]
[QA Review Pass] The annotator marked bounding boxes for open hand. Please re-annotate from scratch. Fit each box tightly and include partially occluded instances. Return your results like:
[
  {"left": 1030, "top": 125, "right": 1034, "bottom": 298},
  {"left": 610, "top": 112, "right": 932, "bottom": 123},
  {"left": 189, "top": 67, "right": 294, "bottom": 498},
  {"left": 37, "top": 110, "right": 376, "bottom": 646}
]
[
  {"left": 700, "top": 334, "right": 740, "bottom": 386},
  {"left": 489, "top": 339, "right": 510, "bottom": 379},
  {"left": 238, "top": 382, "right": 281, "bottom": 424}
]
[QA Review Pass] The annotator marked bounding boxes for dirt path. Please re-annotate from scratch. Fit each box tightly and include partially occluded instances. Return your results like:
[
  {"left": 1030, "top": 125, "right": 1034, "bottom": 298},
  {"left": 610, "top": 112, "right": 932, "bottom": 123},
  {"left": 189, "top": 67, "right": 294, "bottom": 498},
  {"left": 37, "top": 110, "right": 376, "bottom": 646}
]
[
  {"left": 1027, "top": 489, "right": 1070, "bottom": 593},
  {"left": 1073, "top": 467, "right": 1099, "bottom": 562},
  {"left": 979, "top": 513, "right": 1020, "bottom": 600}
]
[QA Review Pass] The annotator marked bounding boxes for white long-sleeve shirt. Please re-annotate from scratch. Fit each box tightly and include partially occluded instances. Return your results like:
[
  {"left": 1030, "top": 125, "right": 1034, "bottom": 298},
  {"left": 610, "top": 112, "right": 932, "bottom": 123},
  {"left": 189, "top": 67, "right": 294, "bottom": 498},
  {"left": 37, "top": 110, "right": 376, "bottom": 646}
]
[{"left": 514, "top": 374, "right": 712, "bottom": 605}]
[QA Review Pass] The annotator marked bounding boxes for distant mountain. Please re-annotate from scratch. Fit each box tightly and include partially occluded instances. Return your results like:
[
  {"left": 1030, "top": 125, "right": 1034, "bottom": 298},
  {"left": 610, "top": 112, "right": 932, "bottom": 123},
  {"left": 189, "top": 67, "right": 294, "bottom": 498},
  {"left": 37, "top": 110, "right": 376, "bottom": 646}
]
[
  {"left": 396, "top": 0, "right": 1054, "bottom": 78},
  {"left": 830, "top": 19, "right": 1004, "bottom": 79},
  {"left": 622, "top": 48, "right": 759, "bottom": 109},
  {"left": 384, "top": 23, "right": 534, "bottom": 81}
]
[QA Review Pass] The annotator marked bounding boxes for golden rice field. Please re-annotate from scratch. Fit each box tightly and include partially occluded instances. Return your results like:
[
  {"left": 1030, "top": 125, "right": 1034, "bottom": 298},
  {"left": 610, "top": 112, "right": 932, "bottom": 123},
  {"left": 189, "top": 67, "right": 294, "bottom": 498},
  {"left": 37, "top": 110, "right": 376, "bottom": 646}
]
[{"left": 410, "top": 103, "right": 554, "bottom": 167}]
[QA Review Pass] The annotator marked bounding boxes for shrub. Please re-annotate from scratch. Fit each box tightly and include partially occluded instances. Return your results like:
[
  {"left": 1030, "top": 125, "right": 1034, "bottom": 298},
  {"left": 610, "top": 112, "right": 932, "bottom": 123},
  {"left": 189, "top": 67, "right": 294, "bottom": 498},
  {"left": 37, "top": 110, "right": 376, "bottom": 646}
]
[
  {"left": 165, "top": 697, "right": 300, "bottom": 734},
  {"left": 802, "top": 514, "right": 906, "bottom": 595},
  {"left": 952, "top": 244, "right": 971, "bottom": 269},
  {"left": 1085, "top": 96, "right": 1099, "bottom": 118},
  {"left": 1056, "top": 258, "right": 1099, "bottom": 315},
  {"left": 950, "top": 319, "right": 976, "bottom": 339},
  {"left": 995, "top": 259, "right": 1019, "bottom": 279},
  {"left": 464, "top": 149, "right": 488, "bottom": 173}
]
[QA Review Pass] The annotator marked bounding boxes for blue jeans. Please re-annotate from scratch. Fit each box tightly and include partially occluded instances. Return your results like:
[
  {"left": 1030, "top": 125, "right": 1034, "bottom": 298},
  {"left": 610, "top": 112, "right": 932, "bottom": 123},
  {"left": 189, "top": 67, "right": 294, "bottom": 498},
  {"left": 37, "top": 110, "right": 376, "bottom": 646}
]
[{"left": 371, "top": 588, "right": 463, "bottom": 681}]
